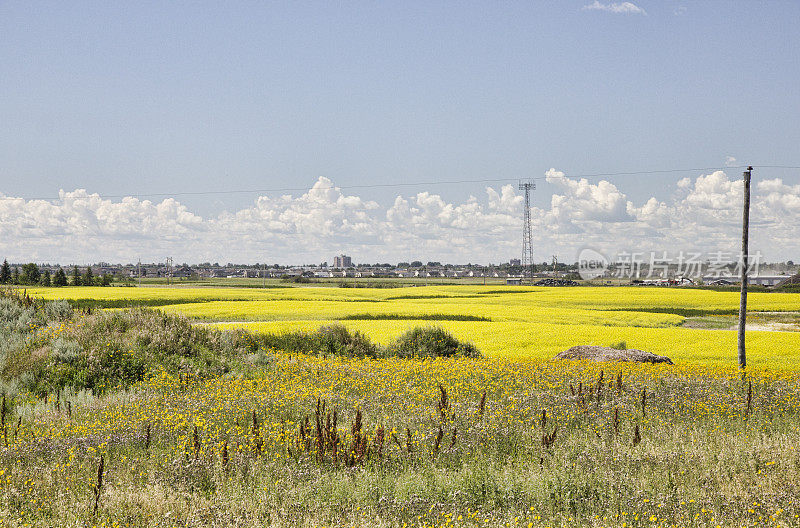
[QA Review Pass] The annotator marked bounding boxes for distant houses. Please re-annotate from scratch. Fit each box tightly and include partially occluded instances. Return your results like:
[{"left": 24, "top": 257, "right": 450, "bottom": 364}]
[
  {"left": 9, "top": 258, "right": 798, "bottom": 288},
  {"left": 701, "top": 274, "right": 788, "bottom": 286}
]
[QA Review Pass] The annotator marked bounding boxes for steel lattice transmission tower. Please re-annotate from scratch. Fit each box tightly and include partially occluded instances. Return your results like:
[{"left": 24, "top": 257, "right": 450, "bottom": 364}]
[{"left": 519, "top": 180, "right": 535, "bottom": 283}]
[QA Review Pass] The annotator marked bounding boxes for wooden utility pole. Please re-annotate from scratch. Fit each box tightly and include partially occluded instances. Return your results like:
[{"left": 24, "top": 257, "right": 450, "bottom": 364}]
[{"left": 737, "top": 166, "right": 753, "bottom": 370}]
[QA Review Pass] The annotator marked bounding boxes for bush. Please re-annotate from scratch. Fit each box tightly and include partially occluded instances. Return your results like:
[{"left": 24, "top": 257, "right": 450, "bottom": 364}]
[
  {"left": 317, "top": 324, "right": 380, "bottom": 358},
  {"left": 0, "top": 332, "right": 26, "bottom": 367},
  {"left": 256, "top": 324, "right": 381, "bottom": 358},
  {"left": 257, "top": 324, "right": 481, "bottom": 359},
  {"left": 50, "top": 337, "right": 83, "bottom": 364},
  {"left": 11, "top": 308, "right": 260, "bottom": 395},
  {"left": 388, "top": 326, "right": 481, "bottom": 359},
  {"left": 0, "top": 298, "right": 36, "bottom": 334},
  {"left": 0, "top": 294, "right": 266, "bottom": 394},
  {"left": 609, "top": 340, "right": 627, "bottom": 350},
  {"left": 42, "top": 300, "right": 73, "bottom": 322}
]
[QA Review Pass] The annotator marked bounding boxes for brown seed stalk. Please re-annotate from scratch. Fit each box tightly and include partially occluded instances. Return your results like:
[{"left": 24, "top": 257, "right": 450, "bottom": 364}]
[
  {"left": 541, "top": 425, "right": 558, "bottom": 449},
  {"left": 745, "top": 380, "right": 753, "bottom": 420},
  {"left": 641, "top": 388, "right": 647, "bottom": 417},
  {"left": 433, "top": 425, "right": 443, "bottom": 454},
  {"left": 437, "top": 384, "right": 449, "bottom": 420},
  {"left": 92, "top": 456, "right": 104, "bottom": 516},
  {"left": 1, "top": 394, "right": 6, "bottom": 447},
  {"left": 193, "top": 425, "right": 200, "bottom": 460},
  {"left": 375, "top": 425, "right": 385, "bottom": 458},
  {"left": 632, "top": 424, "right": 641, "bottom": 447}
]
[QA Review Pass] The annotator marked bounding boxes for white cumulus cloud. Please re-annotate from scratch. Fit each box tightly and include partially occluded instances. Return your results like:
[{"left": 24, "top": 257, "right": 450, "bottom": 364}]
[
  {"left": 582, "top": 1, "right": 646, "bottom": 14},
  {"left": 2, "top": 171, "right": 800, "bottom": 264}
]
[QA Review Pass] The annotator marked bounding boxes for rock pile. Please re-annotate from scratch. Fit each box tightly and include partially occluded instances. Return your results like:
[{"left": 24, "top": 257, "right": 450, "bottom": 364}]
[{"left": 556, "top": 345, "right": 673, "bottom": 364}]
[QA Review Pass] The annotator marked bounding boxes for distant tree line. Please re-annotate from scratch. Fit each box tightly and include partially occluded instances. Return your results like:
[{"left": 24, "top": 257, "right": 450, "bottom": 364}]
[{"left": 0, "top": 259, "right": 113, "bottom": 287}]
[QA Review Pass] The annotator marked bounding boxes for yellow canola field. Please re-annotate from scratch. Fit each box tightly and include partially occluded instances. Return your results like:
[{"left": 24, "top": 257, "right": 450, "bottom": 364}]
[
  {"left": 212, "top": 319, "right": 800, "bottom": 370},
  {"left": 169, "top": 299, "right": 685, "bottom": 327},
  {"left": 27, "top": 285, "right": 800, "bottom": 369},
  {"left": 28, "top": 285, "right": 396, "bottom": 304},
  {"left": 29, "top": 284, "right": 800, "bottom": 311}
]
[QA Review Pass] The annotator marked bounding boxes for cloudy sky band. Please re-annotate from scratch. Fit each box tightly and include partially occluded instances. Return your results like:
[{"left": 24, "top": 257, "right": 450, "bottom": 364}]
[{"left": 2, "top": 169, "right": 799, "bottom": 265}]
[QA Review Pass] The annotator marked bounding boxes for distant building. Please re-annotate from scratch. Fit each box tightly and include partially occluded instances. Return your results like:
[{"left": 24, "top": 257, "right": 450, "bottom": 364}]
[
  {"left": 509, "top": 259, "right": 521, "bottom": 266},
  {"left": 172, "top": 266, "right": 193, "bottom": 278},
  {"left": 702, "top": 274, "right": 787, "bottom": 287},
  {"left": 748, "top": 275, "right": 790, "bottom": 286},
  {"left": 333, "top": 254, "right": 352, "bottom": 268}
]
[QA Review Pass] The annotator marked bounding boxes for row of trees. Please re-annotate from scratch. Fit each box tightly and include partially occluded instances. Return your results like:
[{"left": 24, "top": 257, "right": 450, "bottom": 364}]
[{"left": 0, "top": 260, "right": 113, "bottom": 287}]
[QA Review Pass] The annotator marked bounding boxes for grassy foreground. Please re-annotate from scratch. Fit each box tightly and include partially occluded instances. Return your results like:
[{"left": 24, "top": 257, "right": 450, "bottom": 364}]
[
  {"left": 5, "top": 286, "right": 800, "bottom": 527},
  {"left": 2, "top": 356, "right": 799, "bottom": 527}
]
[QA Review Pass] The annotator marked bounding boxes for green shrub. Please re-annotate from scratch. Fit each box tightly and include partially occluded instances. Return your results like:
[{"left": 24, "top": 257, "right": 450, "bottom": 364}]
[
  {"left": 42, "top": 300, "right": 73, "bottom": 321},
  {"left": 0, "top": 298, "right": 36, "bottom": 334},
  {"left": 0, "top": 332, "right": 26, "bottom": 369},
  {"left": 258, "top": 325, "right": 481, "bottom": 359},
  {"left": 12, "top": 308, "right": 259, "bottom": 395},
  {"left": 317, "top": 324, "right": 380, "bottom": 358},
  {"left": 388, "top": 326, "right": 481, "bottom": 359},
  {"left": 0, "top": 297, "right": 39, "bottom": 376},
  {"left": 51, "top": 337, "right": 82, "bottom": 364},
  {"left": 341, "top": 313, "right": 490, "bottom": 321},
  {"left": 256, "top": 324, "right": 381, "bottom": 358},
  {"left": 609, "top": 340, "right": 627, "bottom": 350}
]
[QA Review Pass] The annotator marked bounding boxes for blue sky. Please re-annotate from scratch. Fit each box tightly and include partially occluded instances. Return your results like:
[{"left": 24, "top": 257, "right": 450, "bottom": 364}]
[{"left": 1, "top": 2, "right": 799, "bottom": 264}]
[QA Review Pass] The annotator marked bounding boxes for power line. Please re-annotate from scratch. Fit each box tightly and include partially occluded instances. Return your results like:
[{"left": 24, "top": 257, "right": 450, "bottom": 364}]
[{"left": 9, "top": 164, "right": 800, "bottom": 202}]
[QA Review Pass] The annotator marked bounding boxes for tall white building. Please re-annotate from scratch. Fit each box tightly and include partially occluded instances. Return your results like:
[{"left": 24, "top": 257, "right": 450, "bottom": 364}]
[{"left": 333, "top": 254, "right": 352, "bottom": 268}]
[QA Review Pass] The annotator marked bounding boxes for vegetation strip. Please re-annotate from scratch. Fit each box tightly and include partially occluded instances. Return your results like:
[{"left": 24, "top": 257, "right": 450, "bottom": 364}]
[{"left": 339, "top": 313, "right": 491, "bottom": 322}]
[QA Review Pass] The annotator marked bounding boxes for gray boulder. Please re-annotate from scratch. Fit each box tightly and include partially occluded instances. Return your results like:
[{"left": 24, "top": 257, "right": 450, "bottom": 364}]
[{"left": 556, "top": 345, "right": 673, "bottom": 365}]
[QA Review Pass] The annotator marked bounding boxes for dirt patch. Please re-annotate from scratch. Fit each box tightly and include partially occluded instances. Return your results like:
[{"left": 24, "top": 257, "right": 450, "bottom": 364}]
[
  {"left": 682, "top": 311, "right": 800, "bottom": 331},
  {"left": 739, "top": 322, "right": 800, "bottom": 332},
  {"left": 556, "top": 346, "right": 673, "bottom": 364}
]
